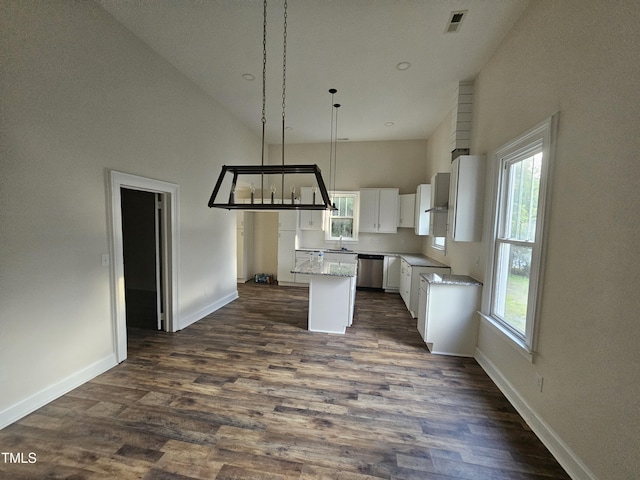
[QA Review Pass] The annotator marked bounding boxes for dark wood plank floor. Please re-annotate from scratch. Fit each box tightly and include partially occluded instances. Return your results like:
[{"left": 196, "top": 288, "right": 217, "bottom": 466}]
[{"left": 0, "top": 283, "right": 570, "bottom": 479}]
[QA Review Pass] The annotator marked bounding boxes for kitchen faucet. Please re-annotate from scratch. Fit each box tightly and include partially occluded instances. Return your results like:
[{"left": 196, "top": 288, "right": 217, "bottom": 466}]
[{"left": 339, "top": 235, "right": 343, "bottom": 250}]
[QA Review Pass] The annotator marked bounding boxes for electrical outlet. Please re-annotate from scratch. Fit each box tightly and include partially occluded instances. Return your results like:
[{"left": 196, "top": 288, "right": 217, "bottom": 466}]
[{"left": 534, "top": 372, "right": 544, "bottom": 392}]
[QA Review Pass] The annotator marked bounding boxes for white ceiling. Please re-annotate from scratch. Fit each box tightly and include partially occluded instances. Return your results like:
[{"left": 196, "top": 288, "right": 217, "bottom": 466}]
[{"left": 97, "top": 0, "right": 531, "bottom": 145}]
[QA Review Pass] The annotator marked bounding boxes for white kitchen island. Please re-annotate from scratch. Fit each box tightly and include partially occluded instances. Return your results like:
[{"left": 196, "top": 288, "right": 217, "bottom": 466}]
[{"left": 291, "top": 259, "right": 357, "bottom": 334}]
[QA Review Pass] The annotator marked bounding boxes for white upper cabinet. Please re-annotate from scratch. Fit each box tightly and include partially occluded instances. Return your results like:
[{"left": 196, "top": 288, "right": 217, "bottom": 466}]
[
  {"left": 448, "top": 155, "right": 485, "bottom": 242},
  {"left": 278, "top": 210, "right": 299, "bottom": 231},
  {"left": 414, "top": 184, "right": 431, "bottom": 236},
  {"left": 359, "top": 189, "right": 378, "bottom": 232},
  {"left": 414, "top": 177, "right": 448, "bottom": 237},
  {"left": 398, "top": 194, "right": 416, "bottom": 228},
  {"left": 429, "top": 173, "right": 449, "bottom": 237},
  {"left": 360, "top": 188, "right": 399, "bottom": 233},
  {"left": 299, "top": 187, "right": 324, "bottom": 231}
]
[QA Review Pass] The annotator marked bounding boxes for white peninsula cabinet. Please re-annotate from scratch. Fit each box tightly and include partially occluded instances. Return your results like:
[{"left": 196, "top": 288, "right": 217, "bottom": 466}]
[
  {"left": 417, "top": 273, "right": 482, "bottom": 357},
  {"left": 399, "top": 255, "right": 450, "bottom": 318},
  {"left": 360, "top": 188, "right": 399, "bottom": 233}
]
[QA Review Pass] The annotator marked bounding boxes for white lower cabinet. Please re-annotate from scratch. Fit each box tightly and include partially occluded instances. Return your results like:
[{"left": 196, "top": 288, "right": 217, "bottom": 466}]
[
  {"left": 400, "top": 259, "right": 411, "bottom": 307},
  {"left": 417, "top": 274, "right": 482, "bottom": 357},
  {"left": 383, "top": 255, "right": 401, "bottom": 291},
  {"left": 400, "top": 258, "right": 450, "bottom": 318}
]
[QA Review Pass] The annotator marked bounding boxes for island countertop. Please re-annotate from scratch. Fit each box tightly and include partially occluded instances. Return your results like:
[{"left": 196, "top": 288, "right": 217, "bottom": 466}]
[{"left": 291, "top": 260, "right": 357, "bottom": 277}]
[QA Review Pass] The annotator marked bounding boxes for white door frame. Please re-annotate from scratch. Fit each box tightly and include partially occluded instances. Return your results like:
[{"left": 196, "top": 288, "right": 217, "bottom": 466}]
[{"left": 108, "top": 170, "right": 180, "bottom": 362}]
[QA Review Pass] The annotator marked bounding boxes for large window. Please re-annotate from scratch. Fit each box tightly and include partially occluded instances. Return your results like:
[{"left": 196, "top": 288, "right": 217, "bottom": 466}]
[
  {"left": 494, "top": 150, "right": 542, "bottom": 334},
  {"left": 482, "top": 115, "right": 557, "bottom": 355},
  {"left": 325, "top": 191, "right": 359, "bottom": 241}
]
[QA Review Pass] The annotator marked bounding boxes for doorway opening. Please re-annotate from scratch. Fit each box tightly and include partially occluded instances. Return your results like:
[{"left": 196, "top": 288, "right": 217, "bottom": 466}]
[
  {"left": 108, "top": 171, "right": 180, "bottom": 363},
  {"left": 121, "top": 188, "right": 164, "bottom": 331}
]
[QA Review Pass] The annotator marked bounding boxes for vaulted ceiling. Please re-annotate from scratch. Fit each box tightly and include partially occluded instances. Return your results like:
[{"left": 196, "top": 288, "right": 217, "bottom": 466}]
[{"left": 98, "top": 0, "right": 531, "bottom": 144}]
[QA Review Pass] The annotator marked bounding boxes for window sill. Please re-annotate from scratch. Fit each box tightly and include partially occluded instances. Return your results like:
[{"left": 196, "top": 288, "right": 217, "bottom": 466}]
[{"left": 478, "top": 312, "right": 535, "bottom": 363}]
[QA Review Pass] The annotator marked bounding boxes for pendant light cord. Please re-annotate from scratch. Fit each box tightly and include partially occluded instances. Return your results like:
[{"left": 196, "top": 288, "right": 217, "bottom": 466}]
[
  {"left": 281, "top": 0, "right": 288, "bottom": 202},
  {"left": 260, "top": 0, "right": 267, "bottom": 203},
  {"left": 333, "top": 103, "right": 340, "bottom": 198},
  {"left": 329, "top": 89, "right": 336, "bottom": 207}
]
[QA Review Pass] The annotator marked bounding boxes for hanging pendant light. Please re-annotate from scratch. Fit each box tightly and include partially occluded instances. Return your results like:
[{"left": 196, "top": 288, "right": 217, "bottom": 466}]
[
  {"left": 208, "top": 0, "right": 335, "bottom": 211},
  {"left": 327, "top": 88, "right": 342, "bottom": 209}
]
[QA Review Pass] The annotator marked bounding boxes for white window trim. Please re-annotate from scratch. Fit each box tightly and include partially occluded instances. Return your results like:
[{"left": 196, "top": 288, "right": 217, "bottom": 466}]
[
  {"left": 324, "top": 190, "right": 360, "bottom": 242},
  {"left": 480, "top": 113, "right": 558, "bottom": 361},
  {"left": 432, "top": 236, "right": 446, "bottom": 251}
]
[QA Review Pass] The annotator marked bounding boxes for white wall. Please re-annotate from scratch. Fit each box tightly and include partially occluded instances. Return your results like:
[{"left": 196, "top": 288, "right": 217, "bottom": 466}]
[
  {"left": 268, "top": 140, "right": 427, "bottom": 254},
  {"left": 426, "top": 1, "right": 640, "bottom": 479},
  {"left": 0, "top": 1, "right": 259, "bottom": 426}
]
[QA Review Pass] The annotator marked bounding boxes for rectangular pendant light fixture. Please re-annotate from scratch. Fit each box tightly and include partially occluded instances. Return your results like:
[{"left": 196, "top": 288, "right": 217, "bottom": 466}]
[
  {"left": 208, "top": 0, "right": 336, "bottom": 212},
  {"left": 207, "top": 164, "right": 334, "bottom": 210}
]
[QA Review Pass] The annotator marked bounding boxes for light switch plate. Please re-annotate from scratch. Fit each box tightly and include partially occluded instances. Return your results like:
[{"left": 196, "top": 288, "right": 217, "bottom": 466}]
[{"left": 101, "top": 254, "right": 110, "bottom": 267}]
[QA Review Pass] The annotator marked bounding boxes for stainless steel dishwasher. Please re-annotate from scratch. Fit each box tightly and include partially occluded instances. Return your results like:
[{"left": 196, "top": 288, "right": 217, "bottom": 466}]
[{"left": 356, "top": 254, "right": 384, "bottom": 290}]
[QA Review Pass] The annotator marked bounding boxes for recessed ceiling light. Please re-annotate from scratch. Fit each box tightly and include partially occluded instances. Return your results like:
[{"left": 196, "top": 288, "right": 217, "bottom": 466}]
[
  {"left": 242, "top": 73, "right": 255, "bottom": 81},
  {"left": 385, "top": 122, "right": 394, "bottom": 127},
  {"left": 396, "top": 62, "right": 411, "bottom": 71},
  {"left": 338, "top": 137, "right": 349, "bottom": 141},
  {"left": 285, "top": 126, "right": 293, "bottom": 131}
]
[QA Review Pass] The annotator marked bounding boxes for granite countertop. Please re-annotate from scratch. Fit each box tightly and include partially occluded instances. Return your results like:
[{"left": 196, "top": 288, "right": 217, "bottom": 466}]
[
  {"left": 296, "top": 249, "right": 449, "bottom": 268},
  {"left": 399, "top": 254, "right": 449, "bottom": 268},
  {"left": 291, "top": 260, "right": 357, "bottom": 277},
  {"left": 296, "top": 248, "right": 357, "bottom": 255},
  {"left": 421, "top": 273, "right": 483, "bottom": 286}
]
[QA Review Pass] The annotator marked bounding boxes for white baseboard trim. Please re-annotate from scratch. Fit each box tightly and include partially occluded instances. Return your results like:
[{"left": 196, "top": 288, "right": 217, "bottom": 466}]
[
  {"left": 474, "top": 348, "right": 598, "bottom": 480},
  {"left": 178, "top": 290, "right": 238, "bottom": 331},
  {"left": 0, "top": 353, "right": 117, "bottom": 430}
]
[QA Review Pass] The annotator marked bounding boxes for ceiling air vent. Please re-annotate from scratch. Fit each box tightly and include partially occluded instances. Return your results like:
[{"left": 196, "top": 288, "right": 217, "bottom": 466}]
[{"left": 445, "top": 10, "right": 467, "bottom": 33}]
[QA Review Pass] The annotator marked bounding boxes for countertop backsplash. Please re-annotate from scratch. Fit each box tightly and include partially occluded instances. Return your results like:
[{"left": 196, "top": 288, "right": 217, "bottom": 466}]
[{"left": 299, "top": 229, "right": 423, "bottom": 255}]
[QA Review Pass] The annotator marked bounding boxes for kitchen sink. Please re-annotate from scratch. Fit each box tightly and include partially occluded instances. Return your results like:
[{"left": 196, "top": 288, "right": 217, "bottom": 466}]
[{"left": 325, "top": 248, "right": 354, "bottom": 253}]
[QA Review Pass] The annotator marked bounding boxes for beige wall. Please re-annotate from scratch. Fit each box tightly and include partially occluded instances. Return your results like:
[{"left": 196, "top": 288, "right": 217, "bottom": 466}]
[
  {"left": 267, "top": 140, "right": 428, "bottom": 254},
  {"left": 424, "top": 1, "right": 640, "bottom": 479},
  {"left": 0, "top": 1, "right": 259, "bottom": 423},
  {"left": 269, "top": 140, "right": 428, "bottom": 193}
]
